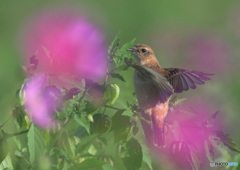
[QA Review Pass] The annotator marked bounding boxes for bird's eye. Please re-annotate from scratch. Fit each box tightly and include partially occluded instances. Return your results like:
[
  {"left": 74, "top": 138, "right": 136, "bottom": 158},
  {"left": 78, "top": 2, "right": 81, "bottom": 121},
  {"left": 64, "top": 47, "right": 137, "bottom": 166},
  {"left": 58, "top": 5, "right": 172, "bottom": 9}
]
[{"left": 141, "top": 49, "right": 147, "bottom": 53}]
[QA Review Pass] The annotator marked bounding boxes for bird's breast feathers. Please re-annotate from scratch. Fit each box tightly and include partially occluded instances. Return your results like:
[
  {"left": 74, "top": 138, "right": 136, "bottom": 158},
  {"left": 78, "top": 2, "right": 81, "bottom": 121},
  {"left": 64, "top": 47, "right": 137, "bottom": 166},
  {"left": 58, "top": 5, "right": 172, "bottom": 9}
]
[{"left": 133, "top": 70, "right": 172, "bottom": 110}]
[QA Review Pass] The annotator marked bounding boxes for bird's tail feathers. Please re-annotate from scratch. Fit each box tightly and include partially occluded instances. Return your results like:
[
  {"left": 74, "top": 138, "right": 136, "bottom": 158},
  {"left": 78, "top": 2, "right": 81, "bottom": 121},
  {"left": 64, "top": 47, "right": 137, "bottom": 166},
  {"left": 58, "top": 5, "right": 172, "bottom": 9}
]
[{"left": 151, "top": 114, "right": 167, "bottom": 147}]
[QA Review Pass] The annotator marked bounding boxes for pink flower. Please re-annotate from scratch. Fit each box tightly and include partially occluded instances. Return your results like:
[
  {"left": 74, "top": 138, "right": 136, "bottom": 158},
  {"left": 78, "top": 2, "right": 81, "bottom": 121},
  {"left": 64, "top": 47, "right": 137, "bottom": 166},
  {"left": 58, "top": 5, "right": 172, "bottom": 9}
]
[
  {"left": 147, "top": 99, "right": 223, "bottom": 169},
  {"left": 23, "top": 11, "right": 107, "bottom": 82},
  {"left": 24, "top": 74, "right": 61, "bottom": 129},
  {"left": 156, "top": 100, "right": 222, "bottom": 169}
]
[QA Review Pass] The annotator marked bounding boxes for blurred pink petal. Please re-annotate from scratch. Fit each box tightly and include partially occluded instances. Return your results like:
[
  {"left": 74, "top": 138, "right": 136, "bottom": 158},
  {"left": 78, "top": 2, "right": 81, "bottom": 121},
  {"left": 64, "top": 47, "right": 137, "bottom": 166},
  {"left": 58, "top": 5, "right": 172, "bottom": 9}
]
[
  {"left": 150, "top": 100, "right": 223, "bottom": 169},
  {"left": 23, "top": 11, "right": 107, "bottom": 82},
  {"left": 24, "top": 74, "right": 61, "bottom": 129}
]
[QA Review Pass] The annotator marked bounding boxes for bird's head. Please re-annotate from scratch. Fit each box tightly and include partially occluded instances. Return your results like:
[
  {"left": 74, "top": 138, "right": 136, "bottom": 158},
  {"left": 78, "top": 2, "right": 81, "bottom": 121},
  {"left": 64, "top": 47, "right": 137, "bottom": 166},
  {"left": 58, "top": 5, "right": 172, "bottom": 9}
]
[{"left": 128, "top": 44, "right": 156, "bottom": 66}]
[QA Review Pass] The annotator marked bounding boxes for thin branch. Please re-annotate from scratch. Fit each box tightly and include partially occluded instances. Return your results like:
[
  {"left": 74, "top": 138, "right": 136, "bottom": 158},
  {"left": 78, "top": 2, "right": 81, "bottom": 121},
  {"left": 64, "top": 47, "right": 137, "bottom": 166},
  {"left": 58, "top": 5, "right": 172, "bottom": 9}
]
[
  {"left": 4, "top": 129, "right": 29, "bottom": 139},
  {"left": 104, "top": 105, "right": 124, "bottom": 111},
  {"left": 0, "top": 119, "right": 9, "bottom": 131}
]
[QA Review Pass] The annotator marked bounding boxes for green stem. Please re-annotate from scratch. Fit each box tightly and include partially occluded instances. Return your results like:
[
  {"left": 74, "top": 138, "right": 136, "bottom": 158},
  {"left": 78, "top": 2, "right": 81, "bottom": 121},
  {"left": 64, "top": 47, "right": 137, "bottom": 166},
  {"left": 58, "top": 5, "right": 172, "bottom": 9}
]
[
  {"left": 53, "top": 89, "right": 87, "bottom": 147},
  {"left": 104, "top": 105, "right": 123, "bottom": 111},
  {"left": 4, "top": 129, "right": 29, "bottom": 139}
]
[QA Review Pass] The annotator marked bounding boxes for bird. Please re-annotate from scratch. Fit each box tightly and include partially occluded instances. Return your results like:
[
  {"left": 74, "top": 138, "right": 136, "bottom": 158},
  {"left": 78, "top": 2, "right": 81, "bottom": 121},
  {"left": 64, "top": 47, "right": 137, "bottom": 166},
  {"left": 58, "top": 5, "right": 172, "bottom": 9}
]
[{"left": 126, "top": 44, "right": 213, "bottom": 147}]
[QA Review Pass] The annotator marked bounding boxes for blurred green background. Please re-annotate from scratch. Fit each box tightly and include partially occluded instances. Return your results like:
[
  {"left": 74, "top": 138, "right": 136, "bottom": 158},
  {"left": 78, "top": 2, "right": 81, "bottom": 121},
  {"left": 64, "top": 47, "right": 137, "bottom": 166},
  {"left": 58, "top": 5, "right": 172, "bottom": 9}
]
[{"left": 1, "top": 0, "right": 240, "bottom": 155}]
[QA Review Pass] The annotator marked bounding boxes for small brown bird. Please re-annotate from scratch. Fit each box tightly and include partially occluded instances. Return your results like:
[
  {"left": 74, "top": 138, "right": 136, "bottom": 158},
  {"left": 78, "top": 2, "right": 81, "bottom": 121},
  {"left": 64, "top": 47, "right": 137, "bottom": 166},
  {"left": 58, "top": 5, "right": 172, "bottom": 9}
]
[{"left": 127, "top": 44, "right": 213, "bottom": 147}]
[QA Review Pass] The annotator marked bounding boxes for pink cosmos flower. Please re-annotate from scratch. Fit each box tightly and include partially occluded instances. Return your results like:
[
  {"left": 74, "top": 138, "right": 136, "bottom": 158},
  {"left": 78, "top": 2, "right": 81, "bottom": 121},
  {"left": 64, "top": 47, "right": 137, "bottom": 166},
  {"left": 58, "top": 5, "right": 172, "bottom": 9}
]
[
  {"left": 24, "top": 74, "right": 61, "bottom": 129},
  {"left": 23, "top": 11, "right": 107, "bottom": 82}
]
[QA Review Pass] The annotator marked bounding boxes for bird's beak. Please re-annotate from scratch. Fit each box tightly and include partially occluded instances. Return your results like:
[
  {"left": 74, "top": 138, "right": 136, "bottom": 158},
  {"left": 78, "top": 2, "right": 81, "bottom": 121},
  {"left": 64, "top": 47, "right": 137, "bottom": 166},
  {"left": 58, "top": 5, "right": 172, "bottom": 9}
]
[{"left": 128, "top": 48, "right": 134, "bottom": 52}]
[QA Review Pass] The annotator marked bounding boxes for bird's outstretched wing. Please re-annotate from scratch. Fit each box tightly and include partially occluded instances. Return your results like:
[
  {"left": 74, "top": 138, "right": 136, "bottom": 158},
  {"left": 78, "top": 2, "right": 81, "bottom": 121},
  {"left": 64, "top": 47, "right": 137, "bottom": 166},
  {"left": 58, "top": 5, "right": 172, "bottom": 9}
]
[
  {"left": 132, "top": 64, "right": 174, "bottom": 105},
  {"left": 164, "top": 68, "right": 214, "bottom": 93}
]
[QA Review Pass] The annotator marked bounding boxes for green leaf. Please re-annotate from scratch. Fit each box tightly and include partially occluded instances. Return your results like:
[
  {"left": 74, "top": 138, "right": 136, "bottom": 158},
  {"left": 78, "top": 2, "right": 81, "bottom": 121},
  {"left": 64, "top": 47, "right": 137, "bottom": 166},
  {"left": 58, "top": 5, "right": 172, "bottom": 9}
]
[
  {"left": 114, "top": 127, "right": 132, "bottom": 143},
  {"left": 0, "top": 139, "right": 8, "bottom": 164},
  {"left": 174, "top": 98, "right": 187, "bottom": 106},
  {"left": 74, "top": 113, "right": 90, "bottom": 134},
  {"left": 104, "top": 84, "right": 120, "bottom": 106},
  {"left": 14, "top": 137, "right": 22, "bottom": 150},
  {"left": 113, "top": 39, "right": 136, "bottom": 68},
  {"left": 45, "top": 130, "right": 50, "bottom": 147},
  {"left": 122, "top": 107, "right": 134, "bottom": 117},
  {"left": 115, "top": 38, "right": 136, "bottom": 57},
  {"left": 121, "top": 138, "right": 143, "bottom": 170},
  {"left": 74, "top": 126, "right": 88, "bottom": 138},
  {"left": 68, "top": 136, "right": 79, "bottom": 157},
  {"left": 0, "top": 154, "right": 13, "bottom": 170},
  {"left": 85, "top": 102, "right": 98, "bottom": 114},
  {"left": 27, "top": 125, "right": 46, "bottom": 164},
  {"left": 233, "top": 154, "right": 240, "bottom": 170},
  {"left": 76, "top": 135, "right": 96, "bottom": 153},
  {"left": 91, "top": 114, "right": 111, "bottom": 135},
  {"left": 37, "top": 156, "right": 51, "bottom": 170},
  {"left": 139, "top": 140, "right": 152, "bottom": 170},
  {"left": 58, "top": 100, "right": 76, "bottom": 120},
  {"left": 0, "top": 120, "right": 8, "bottom": 131},
  {"left": 169, "top": 96, "right": 186, "bottom": 107},
  {"left": 110, "top": 110, "right": 128, "bottom": 131},
  {"left": 58, "top": 90, "right": 87, "bottom": 119},
  {"left": 88, "top": 144, "right": 97, "bottom": 155},
  {"left": 213, "top": 131, "right": 240, "bottom": 153},
  {"left": 74, "top": 158, "right": 105, "bottom": 170},
  {"left": 110, "top": 73, "right": 126, "bottom": 82},
  {"left": 111, "top": 110, "right": 135, "bottom": 142},
  {"left": 12, "top": 106, "right": 27, "bottom": 128},
  {"left": 108, "top": 32, "right": 120, "bottom": 60}
]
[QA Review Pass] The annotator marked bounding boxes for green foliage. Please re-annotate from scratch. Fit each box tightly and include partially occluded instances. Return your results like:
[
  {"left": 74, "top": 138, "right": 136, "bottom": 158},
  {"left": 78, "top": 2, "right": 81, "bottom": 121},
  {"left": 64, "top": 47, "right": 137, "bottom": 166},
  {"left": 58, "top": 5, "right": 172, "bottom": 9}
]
[
  {"left": 91, "top": 114, "right": 111, "bottom": 135},
  {"left": 104, "top": 84, "right": 120, "bottom": 106},
  {"left": 74, "top": 113, "right": 91, "bottom": 134},
  {"left": 1, "top": 35, "right": 239, "bottom": 170},
  {"left": 74, "top": 158, "right": 106, "bottom": 170},
  {"left": 108, "top": 32, "right": 120, "bottom": 61},
  {"left": 213, "top": 131, "right": 240, "bottom": 153},
  {"left": 110, "top": 109, "right": 137, "bottom": 143},
  {"left": 110, "top": 73, "right": 126, "bottom": 82},
  {"left": 121, "top": 138, "right": 143, "bottom": 170},
  {"left": 27, "top": 125, "right": 46, "bottom": 164},
  {"left": 169, "top": 95, "right": 187, "bottom": 107},
  {"left": 0, "top": 139, "right": 8, "bottom": 164},
  {"left": 0, "top": 154, "right": 13, "bottom": 170},
  {"left": 113, "top": 37, "right": 136, "bottom": 68}
]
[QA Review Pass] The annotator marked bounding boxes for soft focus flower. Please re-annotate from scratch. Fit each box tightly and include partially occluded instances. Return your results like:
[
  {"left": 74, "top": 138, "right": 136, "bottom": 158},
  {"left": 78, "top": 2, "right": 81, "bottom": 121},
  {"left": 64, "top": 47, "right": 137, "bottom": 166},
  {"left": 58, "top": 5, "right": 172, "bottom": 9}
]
[
  {"left": 23, "top": 11, "right": 107, "bottom": 81},
  {"left": 20, "top": 10, "right": 107, "bottom": 129},
  {"left": 150, "top": 100, "right": 222, "bottom": 169},
  {"left": 24, "top": 74, "right": 61, "bottom": 129}
]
